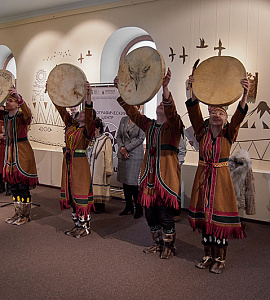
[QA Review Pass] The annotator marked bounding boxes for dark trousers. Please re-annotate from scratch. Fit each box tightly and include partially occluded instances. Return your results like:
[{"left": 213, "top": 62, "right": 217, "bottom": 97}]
[
  {"left": 10, "top": 183, "right": 31, "bottom": 202},
  {"left": 0, "top": 173, "right": 5, "bottom": 192},
  {"left": 145, "top": 205, "right": 175, "bottom": 234},
  {"left": 123, "top": 183, "right": 139, "bottom": 208}
]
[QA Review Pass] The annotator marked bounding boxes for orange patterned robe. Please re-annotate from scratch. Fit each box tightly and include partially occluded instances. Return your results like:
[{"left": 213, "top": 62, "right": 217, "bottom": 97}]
[
  {"left": 186, "top": 98, "right": 248, "bottom": 239},
  {"left": 118, "top": 93, "right": 184, "bottom": 209},
  {"left": 3, "top": 102, "right": 38, "bottom": 186},
  {"left": 56, "top": 103, "right": 94, "bottom": 217}
]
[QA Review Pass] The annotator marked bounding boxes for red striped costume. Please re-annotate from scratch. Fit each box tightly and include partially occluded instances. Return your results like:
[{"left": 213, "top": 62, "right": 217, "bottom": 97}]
[
  {"left": 117, "top": 93, "right": 184, "bottom": 209},
  {"left": 0, "top": 112, "right": 7, "bottom": 173},
  {"left": 3, "top": 102, "right": 38, "bottom": 186},
  {"left": 56, "top": 103, "right": 94, "bottom": 217},
  {"left": 186, "top": 98, "right": 248, "bottom": 239}
]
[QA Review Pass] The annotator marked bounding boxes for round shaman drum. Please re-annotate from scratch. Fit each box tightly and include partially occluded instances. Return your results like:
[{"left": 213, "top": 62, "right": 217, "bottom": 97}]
[
  {"left": 47, "top": 63, "right": 86, "bottom": 107},
  {"left": 0, "top": 69, "right": 16, "bottom": 105},
  {"left": 193, "top": 56, "right": 246, "bottom": 106},
  {"left": 117, "top": 46, "right": 166, "bottom": 105}
]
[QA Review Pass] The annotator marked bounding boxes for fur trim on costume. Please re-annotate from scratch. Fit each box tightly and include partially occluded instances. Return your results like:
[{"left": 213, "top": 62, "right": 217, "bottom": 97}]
[
  {"left": 60, "top": 196, "right": 94, "bottom": 218},
  {"left": 60, "top": 199, "right": 71, "bottom": 210},
  {"left": 139, "top": 172, "right": 180, "bottom": 210},
  {"left": 188, "top": 218, "right": 246, "bottom": 240},
  {"left": 3, "top": 169, "right": 38, "bottom": 186}
]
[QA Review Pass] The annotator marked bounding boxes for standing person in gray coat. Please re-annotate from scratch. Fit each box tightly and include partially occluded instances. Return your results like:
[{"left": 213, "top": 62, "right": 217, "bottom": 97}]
[{"left": 117, "top": 106, "right": 145, "bottom": 219}]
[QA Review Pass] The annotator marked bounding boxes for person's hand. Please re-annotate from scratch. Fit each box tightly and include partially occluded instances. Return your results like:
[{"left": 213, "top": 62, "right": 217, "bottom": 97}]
[
  {"left": 188, "top": 75, "right": 196, "bottom": 101},
  {"left": 0, "top": 106, "right": 4, "bottom": 111},
  {"left": 188, "top": 75, "right": 194, "bottom": 85},
  {"left": 9, "top": 86, "right": 20, "bottom": 100},
  {"left": 120, "top": 146, "right": 129, "bottom": 159},
  {"left": 114, "top": 76, "right": 119, "bottom": 89},
  {"left": 163, "top": 68, "right": 171, "bottom": 88},
  {"left": 8, "top": 86, "right": 19, "bottom": 100},
  {"left": 85, "top": 81, "right": 92, "bottom": 95},
  {"left": 0, "top": 133, "right": 5, "bottom": 140},
  {"left": 8, "top": 86, "right": 23, "bottom": 105},
  {"left": 241, "top": 77, "right": 250, "bottom": 95}
]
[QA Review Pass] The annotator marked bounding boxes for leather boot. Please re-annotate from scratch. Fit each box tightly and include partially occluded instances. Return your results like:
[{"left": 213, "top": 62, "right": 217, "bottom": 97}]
[
  {"left": 65, "top": 212, "right": 80, "bottom": 236},
  {"left": 209, "top": 246, "right": 227, "bottom": 274},
  {"left": 72, "top": 215, "right": 91, "bottom": 238},
  {"left": 160, "top": 232, "right": 176, "bottom": 259},
  {"left": 120, "top": 185, "right": 134, "bottom": 216},
  {"left": 5, "top": 197, "right": 20, "bottom": 224},
  {"left": 143, "top": 229, "right": 163, "bottom": 253},
  {"left": 195, "top": 245, "right": 213, "bottom": 269},
  {"left": 13, "top": 201, "right": 31, "bottom": 225}
]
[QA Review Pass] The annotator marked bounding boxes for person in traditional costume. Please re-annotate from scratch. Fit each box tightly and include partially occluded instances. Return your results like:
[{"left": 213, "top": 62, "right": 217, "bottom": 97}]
[
  {"left": 116, "top": 105, "right": 145, "bottom": 219},
  {"left": 86, "top": 117, "right": 114, "bottom": 213},
  {"left": 54, "top": 82, "right": 94, "bottom": 238},
  {"left": 186, "top": 75, "right": 250, "bottom": 273},
  {"left": 0, "top": 107, "right": 7, "bottom": 194},
  {"left": 3, "top": 86, "right": 38, "bottom": 225},
  {"left": 115, "top": 68, "right": 184, "bottom": 259}
]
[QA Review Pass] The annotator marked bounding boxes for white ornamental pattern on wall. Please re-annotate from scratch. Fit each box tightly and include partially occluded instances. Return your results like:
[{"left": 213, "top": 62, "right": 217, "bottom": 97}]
[
  {"left": 32, "top": 69, "right": 64, "bottom": 127},
  {"left": 30, "top": 68, "right": 65, "bottom": 147}
]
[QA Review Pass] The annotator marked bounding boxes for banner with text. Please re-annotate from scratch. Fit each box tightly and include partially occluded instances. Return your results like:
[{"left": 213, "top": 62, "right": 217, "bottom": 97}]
[{"left": 92, "top": 86, "right": 125, "bottom": 186}]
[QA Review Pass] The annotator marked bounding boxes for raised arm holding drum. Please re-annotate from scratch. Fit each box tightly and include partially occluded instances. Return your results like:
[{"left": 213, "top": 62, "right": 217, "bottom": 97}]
[
  {"left": 115, "top": 66, "right": 184, "bottom": 259},
  {"left": 55, "top": 82, "right": 95, "bottom": 238},
  {"left": 47, "top": 63, "right": 95, "bottom": 238},
  {"left": 186, "top": 56, "right": 250, "bottom": 274},
  {"left": 4, "top": 86, "right": 38, "bottom": 226}
]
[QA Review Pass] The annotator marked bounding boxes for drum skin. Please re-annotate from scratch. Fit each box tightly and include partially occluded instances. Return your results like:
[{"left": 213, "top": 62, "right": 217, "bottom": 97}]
[
  {"left": 117, "top": 46, "right": 166, "bottom": 105},
  {"left": 193, "top": 56, "right": 246, "bottom": 106},
  {"left": 47, "top": 63, "right": 86, "bottom": 107},
  {"left": 0, "top": 69, "right": 15, "bottom": 105}
]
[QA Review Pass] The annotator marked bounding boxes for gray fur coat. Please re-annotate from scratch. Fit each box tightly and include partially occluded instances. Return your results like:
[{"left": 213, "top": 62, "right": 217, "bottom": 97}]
[{"left": 229, "top": 149, "right": 256, "bottom": 215}]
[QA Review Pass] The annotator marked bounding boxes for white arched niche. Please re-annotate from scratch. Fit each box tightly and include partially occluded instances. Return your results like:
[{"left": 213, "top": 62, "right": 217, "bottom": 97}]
[
  {"left": 100, "top": 27, "right": 159, "bottom": 119},
  {"left": 0, "top": 45, "right": 17, "bottom": 79}
]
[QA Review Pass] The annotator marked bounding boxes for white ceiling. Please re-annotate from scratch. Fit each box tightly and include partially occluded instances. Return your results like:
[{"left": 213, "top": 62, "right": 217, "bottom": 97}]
[{"left": 0, "top": 0, "right": 118, "bottom": 24}]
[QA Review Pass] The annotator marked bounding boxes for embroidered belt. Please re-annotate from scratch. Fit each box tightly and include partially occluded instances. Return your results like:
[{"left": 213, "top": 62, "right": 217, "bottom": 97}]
[
  {"left": 74, "top": 149, "right": 86, "bottom": 153},
  {"left": 199, "top": 160, "right": 228, "bottom": 168},
  {"left": 63, "top": 147, "right": 86, "bottom": 157}
]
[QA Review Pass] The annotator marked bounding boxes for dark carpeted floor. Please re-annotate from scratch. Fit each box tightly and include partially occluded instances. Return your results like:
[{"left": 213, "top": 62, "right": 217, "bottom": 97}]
[{"left": 0, "top": 185, "right": 269, "bottom": 300}]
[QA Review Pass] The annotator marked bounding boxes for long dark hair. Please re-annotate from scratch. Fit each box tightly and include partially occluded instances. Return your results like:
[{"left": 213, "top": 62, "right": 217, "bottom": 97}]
[{"left": 95, "top": 117, "right": 104, "bottom": 134}]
